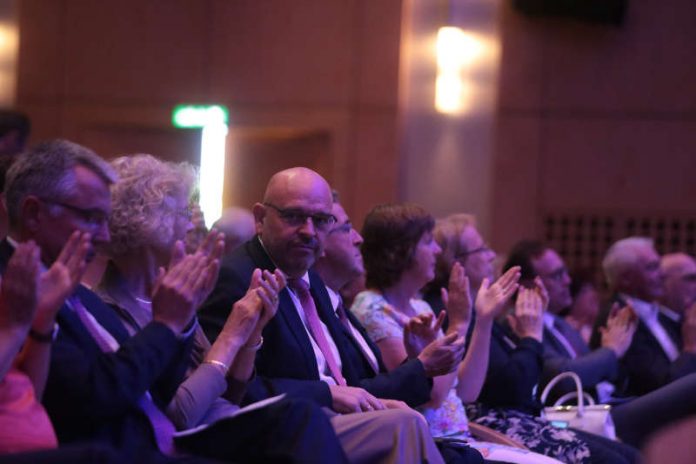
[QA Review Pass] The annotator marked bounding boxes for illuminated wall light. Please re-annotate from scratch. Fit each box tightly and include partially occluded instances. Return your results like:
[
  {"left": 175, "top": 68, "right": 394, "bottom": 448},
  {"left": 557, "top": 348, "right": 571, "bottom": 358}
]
[
  {"left": 171, "top": 104, "right": 229, "bottom": 228},
  {"left": 0, "top": 22, "right": 18, "bottom": 106},
  {"left": 199, "top": 121, "right": 228, "bottom": 228},
  {"left": 435, "top": 26, "right": 482, "bottom": 115}
]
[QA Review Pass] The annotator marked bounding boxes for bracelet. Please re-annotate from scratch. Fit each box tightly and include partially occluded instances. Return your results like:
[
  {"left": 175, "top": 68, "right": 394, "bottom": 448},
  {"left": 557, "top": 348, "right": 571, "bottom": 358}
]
[
  {"left": 243, "top": 336, "right": 264, "bottom": 351},
  {"left": 204, "top": 359, "right": 229, "bottom": 375},
  {"left": 28, "top": 325, "right": 58, "bottom": 343}
]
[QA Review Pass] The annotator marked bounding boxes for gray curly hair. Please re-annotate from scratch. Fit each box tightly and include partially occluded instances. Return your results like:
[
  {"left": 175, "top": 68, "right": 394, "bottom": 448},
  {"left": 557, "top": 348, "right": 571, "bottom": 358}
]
[{"left": 107, "top": 154, "right": 197, "bottom": 256}]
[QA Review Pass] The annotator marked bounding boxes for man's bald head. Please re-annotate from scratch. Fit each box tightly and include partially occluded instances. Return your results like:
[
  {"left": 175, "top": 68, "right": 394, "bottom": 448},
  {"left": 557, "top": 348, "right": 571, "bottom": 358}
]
[
  {"left": 263, "top": 167, "right": 332, "bottom": 205},
  {"left": 660, "top": 253, "right": 696, "bottom": 313},
  {"left": 254, "top": 167, "right": 335, "bottom": 278}
]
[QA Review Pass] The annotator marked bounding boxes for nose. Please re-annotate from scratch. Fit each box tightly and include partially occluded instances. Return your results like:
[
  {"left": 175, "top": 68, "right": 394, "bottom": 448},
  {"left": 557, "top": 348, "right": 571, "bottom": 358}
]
[
  {"left": 298, "top": 216, "right": 317, "bottom": 236},
  {"left": 352, "top": 229, "right": 363, "bottom": 246},
  {"left": 94, "top": 220, "right": 111, "bottom": 245},
  {"left": 562, "top": 271, "right": 571, "bottom": 286},
  {"left": 433, "top": 241, "right": 442, "bottom": 255},
  {"left": 487, "top": 248, "right": 497, "bottom": 261}
]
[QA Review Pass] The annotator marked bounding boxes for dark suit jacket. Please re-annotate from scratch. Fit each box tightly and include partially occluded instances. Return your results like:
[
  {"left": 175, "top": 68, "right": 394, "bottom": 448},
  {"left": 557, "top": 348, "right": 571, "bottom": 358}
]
[
  {"left": 0, "top": 240, "right": 192, "bottom": 461},
  {"left": 591, "top": 295, "right": 696, "bottom": 396},
  {"left": 541, "top": 313, "right": 620, "bottom": 400},
  {"left": 477, "top": 321, "right": 544, "bottom": 415},
  {"left": 198, "top": 237, "right": 431, "bottom": 407}
]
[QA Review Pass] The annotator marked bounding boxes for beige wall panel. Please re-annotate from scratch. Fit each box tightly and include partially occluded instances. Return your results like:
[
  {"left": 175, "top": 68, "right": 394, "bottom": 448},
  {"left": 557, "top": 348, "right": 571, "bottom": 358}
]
[
  {"left": 17, "top": 0, "right": 65, "bottom": 101},
  {"left": 354, "top": 0, "right": 402, "bottom": 107},
  {"left": 540, "top": 119, "right": 696, "bottom": 212},
  {"left": 349, "top": 109, "right": 399, "bottom": 224},
  {"left": 61, "top": 0, "right": 208, "bottom": 101},
  {"left": 208, "top": 0, "right": 354, "bottom": 105},
  {"left": 496, "top": 3, "right": 545, "bottom": 112},
  {"left": 490, "top": 115, "right": 541, "bottom": 253},
  {"left": 539, "top": 1, "right": 696, "bottom": 112}
]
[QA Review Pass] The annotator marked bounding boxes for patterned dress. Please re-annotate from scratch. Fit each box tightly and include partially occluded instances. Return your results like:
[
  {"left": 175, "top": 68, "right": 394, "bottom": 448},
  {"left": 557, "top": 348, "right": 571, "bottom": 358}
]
[{"left": 351, "top": 290, "right": 593, "bottom": 464}]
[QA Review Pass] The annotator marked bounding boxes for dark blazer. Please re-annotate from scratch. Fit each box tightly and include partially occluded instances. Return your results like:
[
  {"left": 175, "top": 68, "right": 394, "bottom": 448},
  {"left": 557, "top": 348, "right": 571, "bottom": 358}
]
[
  {"left": 198, "top": 237, "right": 431, "bottom": 407},
  {"left": 0, "top": 240, "right": 191, "bottom": 461},
  {"left": 591, "top": 295, "right": 696, "bottom": 396},
  {"left": 541, "top": 313, "right": 620, "bottom": 400},
  {"left": 477, "top": 321, "right": 544, "bottom": 415}
]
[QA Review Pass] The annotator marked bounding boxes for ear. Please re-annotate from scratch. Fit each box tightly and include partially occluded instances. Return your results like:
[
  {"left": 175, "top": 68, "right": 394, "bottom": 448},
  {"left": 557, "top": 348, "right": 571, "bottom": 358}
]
[
  {"left": 20, "top": 196, "right": 43, "bottom": 234},
  {"left": 252, "top": 202, "right": 266, "bottom": 236}
]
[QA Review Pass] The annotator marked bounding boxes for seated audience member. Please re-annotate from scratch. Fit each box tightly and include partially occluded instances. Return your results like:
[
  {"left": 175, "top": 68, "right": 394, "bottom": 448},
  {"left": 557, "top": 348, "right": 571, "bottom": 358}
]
[
  {"left": 565, "top": 270, "right": 601, "bottom": 343},
  {"left": 313, "top": 193, "right": 483, "bottom": 464},
  {"left": 505, "top": 239, "right": 696, "bottom": 447},
  {"left": 426, "top": 214, "right": 639, "bottom": 464},
  {"left": 0, "top": 110, "right": 29, "bottom": 157},
  {"left": 2, "top": 140, "right": 342, "bottom": 463},
  {"left": 660, "top": 252, "right": 696, "bottom": 320},
  {"left": 199, "top": 167, "right": 446, "bottom": 464},
  {"left": 0, "top": 241, "right": 67, "bottom": 453},
  {"left": 212, "top": 207, "right": 256, "bottom": 256},
  {"left": 504, "top": 240, "right": 637, "bottom": 403},
  {"left": 95, "top": 154, "right": 348, "bottom": 463},
  {"left": 0, "top": 240, "right": 120, "bottom": 464},
  {"left": 352, "top": 204, "right": 570, "bottom": 464},
  {"left": 593, "top": 237, "right": 696, "bottom": 395}
]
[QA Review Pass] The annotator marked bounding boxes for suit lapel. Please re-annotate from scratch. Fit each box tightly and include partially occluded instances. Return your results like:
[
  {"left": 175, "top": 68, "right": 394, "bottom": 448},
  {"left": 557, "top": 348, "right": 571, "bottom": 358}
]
[
  {"left": 248, "top": 238, "right": 323, "bottom": 376},
  {"left": 308, "top": 273, "right": 364, "bottom": 383}
]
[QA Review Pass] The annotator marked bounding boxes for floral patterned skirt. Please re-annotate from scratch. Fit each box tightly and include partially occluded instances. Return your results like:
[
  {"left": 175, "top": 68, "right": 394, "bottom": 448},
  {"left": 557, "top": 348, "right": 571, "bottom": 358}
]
[{"left": 470, "top": 407, "right": 591, "bottom": 464}]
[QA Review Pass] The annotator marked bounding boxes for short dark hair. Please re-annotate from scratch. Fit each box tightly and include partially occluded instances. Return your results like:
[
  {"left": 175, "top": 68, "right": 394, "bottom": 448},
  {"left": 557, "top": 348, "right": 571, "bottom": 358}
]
[
  {"left": 503, "top": 239, "right": 547, "bottom": 280},
  {"left": 4, "top": 139, "right": 116, "bottom": 229},
  {"left": 361, "top": 203, "right": 434, "bottom": 289},
  {"left": 0, "top": 110, "right": 30, "bottom": 141}
]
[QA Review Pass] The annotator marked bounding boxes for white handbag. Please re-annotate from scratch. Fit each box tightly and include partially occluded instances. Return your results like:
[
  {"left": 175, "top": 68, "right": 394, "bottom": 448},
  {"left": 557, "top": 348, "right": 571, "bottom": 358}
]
[{"left": 540, "top": 371, "right": 617, "bottom": 440}]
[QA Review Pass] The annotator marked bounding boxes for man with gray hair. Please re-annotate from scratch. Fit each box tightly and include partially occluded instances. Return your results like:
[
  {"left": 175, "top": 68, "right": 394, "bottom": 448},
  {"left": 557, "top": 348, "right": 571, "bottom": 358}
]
[
  {"left": 2, "top": 139, "right": 242, "bottom": 463},
  {"left": 660, "top": 252, "right": 696, "bottom": 318},
  {"left": 593, "top": 237, "right": 696, "bottom": 395}
]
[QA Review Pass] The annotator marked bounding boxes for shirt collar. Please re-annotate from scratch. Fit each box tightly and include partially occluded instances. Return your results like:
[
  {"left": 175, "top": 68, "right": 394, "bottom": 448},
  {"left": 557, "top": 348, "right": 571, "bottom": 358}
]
[
  {"left": 542, "top": 312, "right": 555, "bottom": 328},
  {"left": 324, "top": 285, "right": 341, "bottom": 313},
  {"left": 622, "top": 294, "right": 657, "bottom": 321}
]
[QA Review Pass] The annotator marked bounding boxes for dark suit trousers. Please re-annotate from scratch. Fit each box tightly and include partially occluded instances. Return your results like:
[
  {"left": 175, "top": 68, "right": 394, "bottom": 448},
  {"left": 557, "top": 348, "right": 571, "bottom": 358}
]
[
  {"left": 174, "top": 398, "right": 348, "bottom": 464},
  {"left": 611, "top": 372, "right": 696, "bottom": 448}
]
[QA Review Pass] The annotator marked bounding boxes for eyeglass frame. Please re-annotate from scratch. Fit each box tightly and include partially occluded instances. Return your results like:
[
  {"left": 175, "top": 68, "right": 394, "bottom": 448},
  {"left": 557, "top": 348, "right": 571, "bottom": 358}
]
[
  {"left": 263, "top": 203, "right": 337, "bottom": 232},
  {"left": 39, "top": 198, "right": 110, "bottom": 228},
  {"left": 454, "top": 244, "right": 492, "bottom": 260}
]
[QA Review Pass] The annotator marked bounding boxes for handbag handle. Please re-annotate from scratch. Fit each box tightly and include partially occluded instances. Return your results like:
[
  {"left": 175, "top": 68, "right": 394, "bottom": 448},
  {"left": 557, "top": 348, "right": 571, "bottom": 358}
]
[
  {"left": 555, "top": 391, "right": 596, "bottom": 407},
  {"left": 540, "top": 371, "right": 586, "bottom": 416}
]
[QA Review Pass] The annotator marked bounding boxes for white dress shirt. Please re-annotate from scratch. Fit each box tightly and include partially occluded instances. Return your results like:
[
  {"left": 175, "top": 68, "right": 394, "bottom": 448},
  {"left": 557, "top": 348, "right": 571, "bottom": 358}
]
[
  {"left": 326, "top": 286, "right": 380, "bottom": 374},
  {"left": 624, "top": 294, "right": 680, "bottom": 362},
  {"left": 286, "top": 273, "right": 343, "bottom": 385}
]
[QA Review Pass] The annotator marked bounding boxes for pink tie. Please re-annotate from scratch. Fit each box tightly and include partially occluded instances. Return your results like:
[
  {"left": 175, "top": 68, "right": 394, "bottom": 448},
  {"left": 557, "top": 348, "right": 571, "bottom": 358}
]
[
  {"left": 288, "top": 279, "right": 347, "bottom": 386},
  {"left": 68, "top": 295, "right": 177, "bottom": 455}
]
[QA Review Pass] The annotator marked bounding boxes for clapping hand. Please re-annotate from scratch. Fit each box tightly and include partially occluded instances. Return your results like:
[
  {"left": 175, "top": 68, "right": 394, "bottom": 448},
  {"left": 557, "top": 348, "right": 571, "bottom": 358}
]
[
  {"left": 442, "top": 262, "right": 472, "bottom": 335},
  {"left": 0, "top": 241, "right": 40, "bottom": 331},
  {"left": 507, "top": 284, "right": 544, "bottom": 341},
  {"left": 475, "top": 266, "right": 520, "bottom": 322},
  {"left": 403, "top": 311, "right": 446, "bottom": 358},
  {"left": 601, "top": 303, "right": 637, "bottom": 358}
]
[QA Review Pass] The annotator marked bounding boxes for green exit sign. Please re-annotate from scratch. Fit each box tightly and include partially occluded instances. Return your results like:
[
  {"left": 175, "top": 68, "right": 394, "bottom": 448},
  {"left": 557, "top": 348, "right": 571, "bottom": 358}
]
[{"left": 172, "top": 104, "right": 229, "bottom": 128}]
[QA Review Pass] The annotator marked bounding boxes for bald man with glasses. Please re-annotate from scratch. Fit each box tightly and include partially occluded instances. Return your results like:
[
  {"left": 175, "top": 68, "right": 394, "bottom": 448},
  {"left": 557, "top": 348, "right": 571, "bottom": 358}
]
[{"left": 199, "top": 167, "right": 447, "bottom": 464}]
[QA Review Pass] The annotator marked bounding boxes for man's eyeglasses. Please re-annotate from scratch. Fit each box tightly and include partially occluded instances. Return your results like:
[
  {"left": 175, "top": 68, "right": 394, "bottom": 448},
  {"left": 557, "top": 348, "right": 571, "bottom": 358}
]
[
  {"left": 542, "top": 267, "right": 570, "bottom": 282},
  {"left": 41, "top": 199, "right": 109, "bottom": 228},
  {"left": 264, "top": 203, "right": 336, "bottom": 232}
]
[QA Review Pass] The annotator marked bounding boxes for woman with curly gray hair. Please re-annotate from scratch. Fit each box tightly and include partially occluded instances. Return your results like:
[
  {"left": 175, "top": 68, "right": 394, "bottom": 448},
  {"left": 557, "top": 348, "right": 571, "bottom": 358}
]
[{"left": 96, "top": 154, "right": 286, "bottom": 432}]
